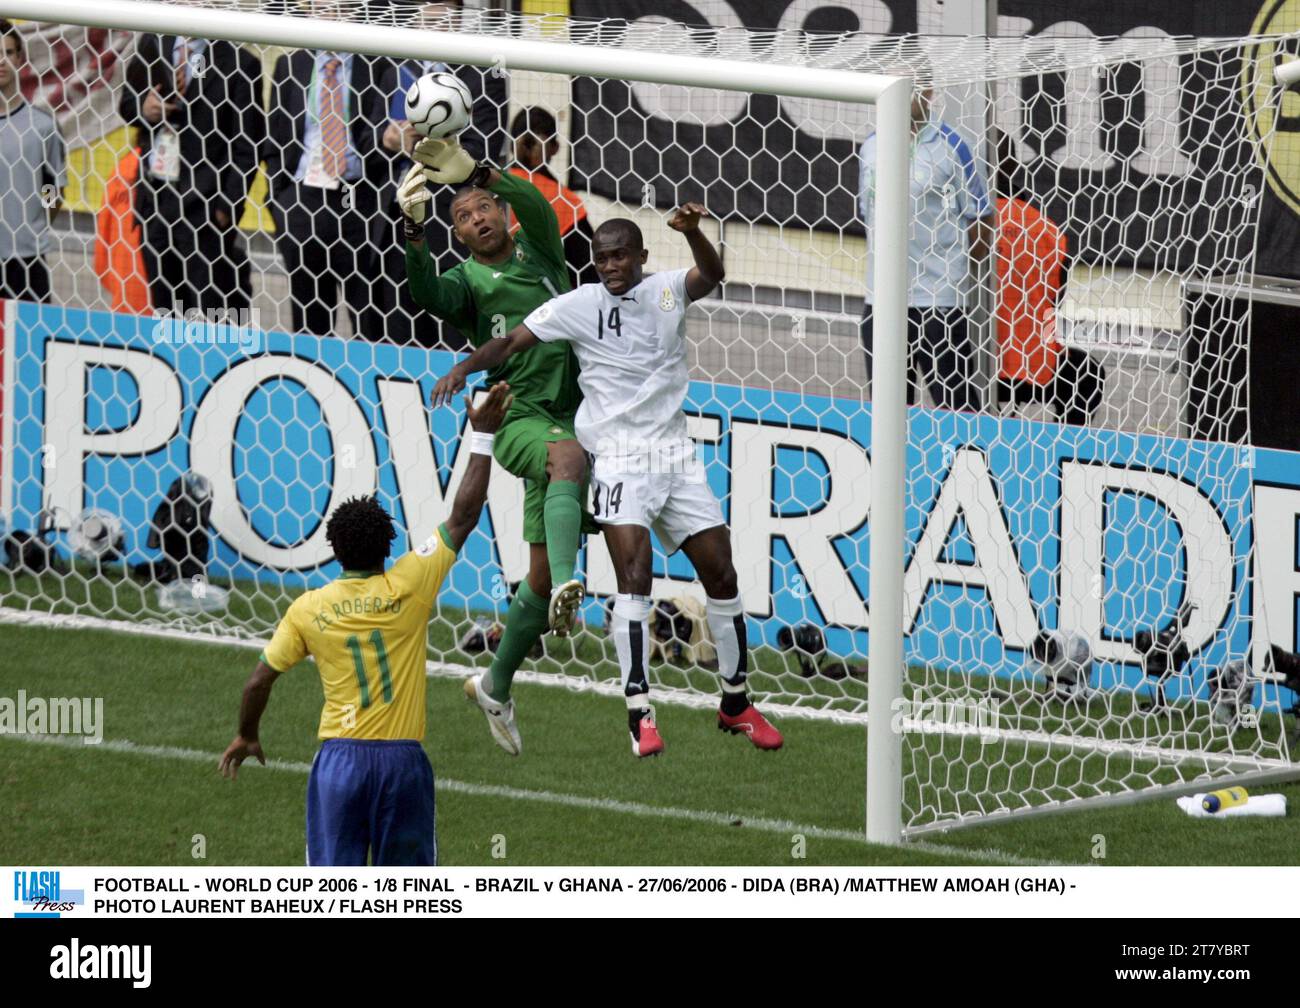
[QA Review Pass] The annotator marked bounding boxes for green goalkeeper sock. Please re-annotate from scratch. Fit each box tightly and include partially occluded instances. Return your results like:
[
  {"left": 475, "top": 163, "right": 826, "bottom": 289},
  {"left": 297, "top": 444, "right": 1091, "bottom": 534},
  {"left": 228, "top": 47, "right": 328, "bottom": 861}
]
[
  {"left": 543, "top": 480, "right": 583, "bottom": 588},
  {"left": 486, "top": 582, "right": 549, "bottom": 702}
]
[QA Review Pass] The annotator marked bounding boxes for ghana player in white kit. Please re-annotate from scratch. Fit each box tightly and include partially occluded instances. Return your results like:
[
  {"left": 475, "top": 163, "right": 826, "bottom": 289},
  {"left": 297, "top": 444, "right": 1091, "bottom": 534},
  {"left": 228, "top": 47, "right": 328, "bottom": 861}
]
[{"left": 432, "top": 204, "right": 783, "bottom": 758}]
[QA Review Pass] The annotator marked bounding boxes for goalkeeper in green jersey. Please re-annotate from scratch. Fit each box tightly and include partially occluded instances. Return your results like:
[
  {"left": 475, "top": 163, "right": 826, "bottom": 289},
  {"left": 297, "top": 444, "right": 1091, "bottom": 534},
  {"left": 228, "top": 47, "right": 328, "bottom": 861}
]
[{"left": 398, "top": 137, "right": 586, "bottom": 758}]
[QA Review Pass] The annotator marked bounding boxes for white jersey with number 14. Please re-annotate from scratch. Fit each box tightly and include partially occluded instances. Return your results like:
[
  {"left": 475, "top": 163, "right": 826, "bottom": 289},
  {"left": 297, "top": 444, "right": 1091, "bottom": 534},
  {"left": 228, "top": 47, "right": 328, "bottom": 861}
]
[{"left": 523, "top": 267, "right": 692, "bottom": 461}]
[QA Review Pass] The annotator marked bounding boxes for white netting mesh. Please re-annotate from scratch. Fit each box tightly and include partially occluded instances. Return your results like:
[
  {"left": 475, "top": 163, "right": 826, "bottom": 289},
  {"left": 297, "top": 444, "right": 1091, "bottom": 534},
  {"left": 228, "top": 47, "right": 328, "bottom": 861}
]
[{"left": 2, "top": 6, "right": 1299, "bottom": 833}]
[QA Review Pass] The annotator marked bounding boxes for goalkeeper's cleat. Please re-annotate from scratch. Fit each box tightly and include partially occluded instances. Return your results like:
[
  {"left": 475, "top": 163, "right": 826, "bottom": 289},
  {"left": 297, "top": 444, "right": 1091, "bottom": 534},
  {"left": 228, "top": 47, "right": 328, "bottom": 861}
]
[
  {"left": 630, "top": 709, "right": 665, "bottom": 759},
  {"left": 464, "top": 673, "right": 521, "bottom": 756},
  {"left": 548, "top": 579, "right": 584, "bottom": 637},
  {"left": 718, "top": 703, "right": 784, "bottom": 750}
]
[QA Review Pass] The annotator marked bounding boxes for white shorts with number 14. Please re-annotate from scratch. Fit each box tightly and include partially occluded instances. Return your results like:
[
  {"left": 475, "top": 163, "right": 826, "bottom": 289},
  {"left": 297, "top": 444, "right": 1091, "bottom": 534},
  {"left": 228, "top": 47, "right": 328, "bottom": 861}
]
[{"left": 590, "top": 448, "right": 724, "bottom": 554}]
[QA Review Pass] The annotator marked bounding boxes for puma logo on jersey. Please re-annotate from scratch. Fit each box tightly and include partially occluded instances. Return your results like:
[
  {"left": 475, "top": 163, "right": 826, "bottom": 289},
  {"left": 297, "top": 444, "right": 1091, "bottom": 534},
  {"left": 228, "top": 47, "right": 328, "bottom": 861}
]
[{"left": 660, "top": 287, "right": 676, "bottom": 311}]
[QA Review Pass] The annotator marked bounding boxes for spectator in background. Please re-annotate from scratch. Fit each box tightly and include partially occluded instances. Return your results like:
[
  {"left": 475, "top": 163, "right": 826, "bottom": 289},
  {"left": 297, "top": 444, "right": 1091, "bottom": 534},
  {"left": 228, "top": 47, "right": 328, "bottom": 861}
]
[
  {"left": 264, "top": 47, "right": 392, "bottom": 337},
  {"left": 119, "top": 34, "right": 262, "bottom": 314},
  {"left": 0, "top": 20, "right": 65, "bottom": 303},
  {"left": 858, "top": 61, "right": 992, "bottom": 412},
  {"left": 507, "top": 107, "right": 597, "bottom": 288},
  {"left": 94, "top": 146, "right": 151, "bottom": 314},
  {"left": 370, "top": 0, "right": 507, "bottom": 348},
  {"left": 992, "top": 132, "right": 1104, "bottom": 426}
]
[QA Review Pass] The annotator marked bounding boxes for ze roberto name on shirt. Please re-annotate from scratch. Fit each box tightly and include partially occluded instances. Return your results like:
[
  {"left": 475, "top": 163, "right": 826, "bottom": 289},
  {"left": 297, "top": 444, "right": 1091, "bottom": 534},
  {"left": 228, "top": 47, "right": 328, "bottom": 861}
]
[{"left": 309, "top": 593, "right": 403, "bottom": 632}]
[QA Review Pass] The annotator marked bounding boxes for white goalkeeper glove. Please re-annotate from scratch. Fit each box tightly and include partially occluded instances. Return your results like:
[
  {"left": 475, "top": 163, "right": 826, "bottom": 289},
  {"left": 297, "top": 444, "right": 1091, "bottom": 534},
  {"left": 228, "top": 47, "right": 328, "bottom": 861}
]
[
  {"left": 412, "top": 137, "right": 489, "bottom": 187},
  {"left": 397, "top": 163, "right": 433, "bottom": 224}
]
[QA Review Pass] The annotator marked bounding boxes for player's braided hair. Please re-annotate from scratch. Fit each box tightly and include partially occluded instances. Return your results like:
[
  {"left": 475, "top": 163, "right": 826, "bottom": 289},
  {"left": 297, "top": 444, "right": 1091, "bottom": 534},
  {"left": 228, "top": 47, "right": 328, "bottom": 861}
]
[{"left": 326, "top": 495, "right": 397, "bottom": 572}]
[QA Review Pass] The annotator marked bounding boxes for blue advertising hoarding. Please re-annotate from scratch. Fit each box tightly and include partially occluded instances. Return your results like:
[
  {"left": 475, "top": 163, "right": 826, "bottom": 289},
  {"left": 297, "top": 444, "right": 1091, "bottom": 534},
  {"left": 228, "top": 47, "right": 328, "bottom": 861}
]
[{"left": 2, "top": 300, "right": 1298, "bottom": 704}]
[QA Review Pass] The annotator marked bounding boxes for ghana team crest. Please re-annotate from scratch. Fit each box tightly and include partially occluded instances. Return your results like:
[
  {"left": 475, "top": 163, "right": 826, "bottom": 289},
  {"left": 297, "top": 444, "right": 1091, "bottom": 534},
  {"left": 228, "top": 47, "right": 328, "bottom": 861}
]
[
  {"left": 660, "top": 287, "right": 675, "bottom": 312},
  {"left": 1242, "top": 1, "right": 1300, "bottom": 215}
]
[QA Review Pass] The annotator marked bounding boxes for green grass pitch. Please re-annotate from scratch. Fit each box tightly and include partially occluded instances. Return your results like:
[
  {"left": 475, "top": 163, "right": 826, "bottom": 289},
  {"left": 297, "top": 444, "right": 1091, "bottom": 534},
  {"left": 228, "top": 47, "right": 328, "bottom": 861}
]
[{"left": 3, "top": 621, "right": 1300, "bottom": 866}]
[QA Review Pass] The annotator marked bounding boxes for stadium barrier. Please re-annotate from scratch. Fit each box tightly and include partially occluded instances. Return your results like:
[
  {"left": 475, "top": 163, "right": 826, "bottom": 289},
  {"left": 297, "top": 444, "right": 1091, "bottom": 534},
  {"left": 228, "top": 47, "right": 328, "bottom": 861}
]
[{"left": 6, "top": 296, "right": 1300, "bottom": 707}]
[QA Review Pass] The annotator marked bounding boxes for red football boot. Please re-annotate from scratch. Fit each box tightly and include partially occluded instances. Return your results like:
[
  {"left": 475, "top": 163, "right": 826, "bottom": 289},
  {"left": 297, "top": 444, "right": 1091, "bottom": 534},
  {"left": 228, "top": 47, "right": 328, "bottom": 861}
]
[
  {"left": 718, "top": 703, "right": 784, "bottom": 750},
  {"left": 631, "top": 709, "right": 665, "bottom": 758}
]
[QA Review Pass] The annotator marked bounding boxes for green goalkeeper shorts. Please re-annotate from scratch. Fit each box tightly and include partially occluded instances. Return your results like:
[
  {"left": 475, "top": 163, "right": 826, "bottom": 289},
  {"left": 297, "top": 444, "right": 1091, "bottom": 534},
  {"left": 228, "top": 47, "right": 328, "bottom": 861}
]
[{"left": 492, "top": 406, "right": 595, "bottom": 544}]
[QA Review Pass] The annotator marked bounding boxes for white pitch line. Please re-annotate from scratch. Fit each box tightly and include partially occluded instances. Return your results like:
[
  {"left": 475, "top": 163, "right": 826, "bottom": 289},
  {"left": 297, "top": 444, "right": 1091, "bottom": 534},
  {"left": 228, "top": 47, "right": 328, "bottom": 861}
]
[
  {"left": 905, "top": 841, "right": 1072, "bottom": 868},
  {"left": 0, "top": 606, "right": 870, "bottom": 725},
  {"left": 0, "top": 731, "right": 1052, "bottom": 866}
]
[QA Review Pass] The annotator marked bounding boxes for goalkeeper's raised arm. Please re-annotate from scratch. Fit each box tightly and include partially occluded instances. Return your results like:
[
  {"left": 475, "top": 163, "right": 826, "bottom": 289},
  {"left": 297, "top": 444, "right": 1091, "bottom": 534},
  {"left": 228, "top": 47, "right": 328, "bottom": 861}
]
[
  {"left": 398, "top": 134, "right": 573, "bottom": 354},
  {"left": 400, "top": 137, "right": 567, "bottom": 326},
  {"left": 408, "top": 135, "right": 564, "bottom": 263}
]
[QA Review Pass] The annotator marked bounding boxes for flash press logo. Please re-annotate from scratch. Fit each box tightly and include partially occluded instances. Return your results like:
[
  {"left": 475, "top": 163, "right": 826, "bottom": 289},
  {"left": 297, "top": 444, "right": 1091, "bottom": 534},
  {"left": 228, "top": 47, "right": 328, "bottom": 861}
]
[
  {"left": 151, "top": 304, "right": 263, "bottom": 353},
  {"left": 13, "top": 870, "right": 83, "bottom": 917},
  {"left": 50, "top": 939, "right": 151, "bottom": 988}
]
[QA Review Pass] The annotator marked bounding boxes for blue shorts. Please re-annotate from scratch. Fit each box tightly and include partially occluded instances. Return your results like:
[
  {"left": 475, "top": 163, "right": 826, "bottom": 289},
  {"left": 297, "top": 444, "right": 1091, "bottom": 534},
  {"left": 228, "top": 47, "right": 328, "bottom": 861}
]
[{"left": 306, "top": 738, "right": 437, "bottom": 867}]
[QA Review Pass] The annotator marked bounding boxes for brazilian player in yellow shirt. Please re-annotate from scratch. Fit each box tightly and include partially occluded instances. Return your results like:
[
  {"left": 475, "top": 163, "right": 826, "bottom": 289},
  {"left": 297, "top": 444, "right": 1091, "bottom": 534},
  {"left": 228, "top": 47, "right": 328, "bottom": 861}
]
[{"left": 219, "top": 383, "right": 513, "bottom": 867}]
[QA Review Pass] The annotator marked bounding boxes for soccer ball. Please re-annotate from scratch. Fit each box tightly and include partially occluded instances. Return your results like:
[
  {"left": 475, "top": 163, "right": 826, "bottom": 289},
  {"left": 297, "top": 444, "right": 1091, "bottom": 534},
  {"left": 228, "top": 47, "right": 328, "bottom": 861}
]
[{"left": 405, "top": 72, "right": 473, "bottom": 139}]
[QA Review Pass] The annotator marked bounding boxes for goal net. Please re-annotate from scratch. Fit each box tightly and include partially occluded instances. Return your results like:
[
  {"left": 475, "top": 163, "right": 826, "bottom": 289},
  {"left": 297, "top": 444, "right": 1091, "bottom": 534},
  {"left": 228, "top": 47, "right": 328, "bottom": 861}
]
[{"left": 1, "top": 1, "right": 1298, "bottom": 837}]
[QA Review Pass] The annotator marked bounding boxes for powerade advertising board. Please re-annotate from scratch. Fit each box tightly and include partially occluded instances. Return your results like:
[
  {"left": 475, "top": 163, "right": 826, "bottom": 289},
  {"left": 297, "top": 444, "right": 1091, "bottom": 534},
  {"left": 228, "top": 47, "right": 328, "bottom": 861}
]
[{"left": 3, "top": 299, "right": 1299, "bottom": 703}]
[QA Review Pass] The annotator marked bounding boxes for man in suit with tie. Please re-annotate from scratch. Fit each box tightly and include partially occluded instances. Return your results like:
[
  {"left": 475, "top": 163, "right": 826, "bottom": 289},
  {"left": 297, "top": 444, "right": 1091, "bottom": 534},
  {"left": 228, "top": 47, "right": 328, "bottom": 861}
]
[
  {"left": 370, "top": 1, "right": 507, "bottom": 348},
  {"left": 119, "top": 34, "right": 263, "bottom": 314},
  {"left": 264, "top": 48, "right": 392, "bottom": 337}
]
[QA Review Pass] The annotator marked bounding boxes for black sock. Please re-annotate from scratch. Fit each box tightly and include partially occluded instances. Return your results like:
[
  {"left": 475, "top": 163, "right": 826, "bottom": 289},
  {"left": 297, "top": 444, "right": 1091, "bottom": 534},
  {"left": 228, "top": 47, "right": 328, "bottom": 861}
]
[
  {"left": 628, "top": 707, "right": 650, "bottom": 737},
  {"left": 720, "top": 690, "right": 748, "bottom": 717}
]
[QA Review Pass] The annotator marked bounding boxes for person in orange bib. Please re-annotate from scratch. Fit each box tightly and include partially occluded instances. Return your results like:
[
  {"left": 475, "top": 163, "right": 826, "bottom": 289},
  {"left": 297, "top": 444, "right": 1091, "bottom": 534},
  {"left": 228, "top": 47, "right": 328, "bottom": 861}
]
[
  {"left": 993, "top": 134, "right": 1105, "bottom": 426},
  {"left": 95, "top": 149, "right": 151, "bottom": 315},
  {"left": 507, "top": 107, "right": 599, "bottom": 289}
]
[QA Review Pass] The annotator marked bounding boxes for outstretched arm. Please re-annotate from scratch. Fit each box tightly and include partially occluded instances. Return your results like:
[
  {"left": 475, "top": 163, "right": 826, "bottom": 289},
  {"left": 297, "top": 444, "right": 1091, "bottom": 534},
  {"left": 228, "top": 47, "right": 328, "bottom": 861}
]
[
  {"left": 669, "top": 202, "right": 725, "bottom": 301},
  {"left": 430, "top": 323, "right": 540, "bottom": 407},
  {"left": 219, "top": 660, "right": 282, "bottom": 780},
  {"left": 398, "top": 164, "right": 475, "bottom": 327},
  {"left": 411, "top": 137, "right": 566, "bottom": 278},
  {"left": 442, "top": 383, "right": 514, "bottom": 550}
]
